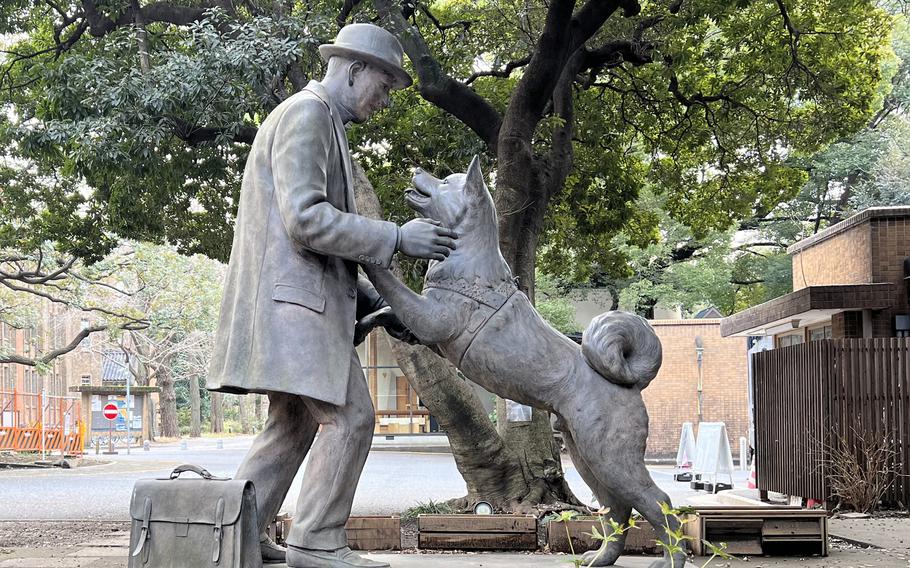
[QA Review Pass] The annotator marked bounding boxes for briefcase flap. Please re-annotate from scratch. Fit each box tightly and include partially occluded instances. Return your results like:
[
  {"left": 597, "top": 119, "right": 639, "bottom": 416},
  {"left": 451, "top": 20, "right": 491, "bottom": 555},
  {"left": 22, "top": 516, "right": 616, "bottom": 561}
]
[{"left": 130, "top": 478, "right": 252, "bottom": 526}]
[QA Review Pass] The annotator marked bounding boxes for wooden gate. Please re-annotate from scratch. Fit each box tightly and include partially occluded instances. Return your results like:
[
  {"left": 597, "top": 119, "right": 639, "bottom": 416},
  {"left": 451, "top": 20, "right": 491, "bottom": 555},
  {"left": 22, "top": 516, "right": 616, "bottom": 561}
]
[{"left": 753, "top": 339, "right": 909, "bottom": 508}]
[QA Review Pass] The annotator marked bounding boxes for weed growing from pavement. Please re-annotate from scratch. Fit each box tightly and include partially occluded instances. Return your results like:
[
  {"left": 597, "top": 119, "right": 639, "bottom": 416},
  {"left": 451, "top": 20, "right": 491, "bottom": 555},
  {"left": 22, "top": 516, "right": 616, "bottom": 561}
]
[{"left": 552, "top": 503, "right": 734, "bottom": 568}]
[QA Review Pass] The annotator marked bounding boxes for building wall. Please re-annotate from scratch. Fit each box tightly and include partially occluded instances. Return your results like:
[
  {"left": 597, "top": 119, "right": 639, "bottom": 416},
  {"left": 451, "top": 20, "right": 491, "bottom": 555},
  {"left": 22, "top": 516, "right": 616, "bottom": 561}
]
[
  {"left": 0, "top": 303, "right": 104, "bottom": 396},
  {"left": 791, "top": 223, "right": 872, "bottom": 290},
  {"left": 788, "top": 209, "right": 910, "bottom": 338},
  {"left": 644, "top": 320, "right": 750, "bottom": 458},
  {"left": 870, "top": 216, "right": 910, "bottom": 336}
]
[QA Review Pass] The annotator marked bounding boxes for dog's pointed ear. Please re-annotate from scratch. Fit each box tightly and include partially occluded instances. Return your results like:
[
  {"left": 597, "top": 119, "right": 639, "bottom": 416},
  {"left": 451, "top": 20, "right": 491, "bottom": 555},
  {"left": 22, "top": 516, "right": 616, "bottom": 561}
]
[{"left": 465, "top": 155, "right": 485, "bottom": 196}]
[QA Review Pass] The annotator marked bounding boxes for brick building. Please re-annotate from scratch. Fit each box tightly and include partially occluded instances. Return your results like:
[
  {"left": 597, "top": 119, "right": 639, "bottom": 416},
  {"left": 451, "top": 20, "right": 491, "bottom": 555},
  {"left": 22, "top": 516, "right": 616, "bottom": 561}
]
[
  {"left": 721, "top": 206, "right": 910, "bottom": 343},
  {"left": 644, "top": 320, "right": 749, "bottom": 458}
]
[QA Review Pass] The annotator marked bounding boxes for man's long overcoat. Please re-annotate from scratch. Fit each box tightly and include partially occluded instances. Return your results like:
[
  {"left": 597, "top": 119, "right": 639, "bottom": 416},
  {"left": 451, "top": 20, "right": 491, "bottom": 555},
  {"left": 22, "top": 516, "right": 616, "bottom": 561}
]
[{"left": 207, "top": 81, "right": 398, "bottom": 406}]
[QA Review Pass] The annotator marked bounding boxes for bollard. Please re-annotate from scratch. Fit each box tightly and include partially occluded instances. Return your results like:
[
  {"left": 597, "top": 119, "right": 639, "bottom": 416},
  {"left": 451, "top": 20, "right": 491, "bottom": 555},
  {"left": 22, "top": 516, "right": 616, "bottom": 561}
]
[
  {"left": 180, "top": 439, "right": 188, "bottom": 450},
  {"left": 143, "top": 440, "right": 150, "bottom": 452},
  {"left": 95, "top": 440, "right": 100, "bottom": 455},
  {"left": 217, "top": 439, "right": 224, "bottom": 450}
]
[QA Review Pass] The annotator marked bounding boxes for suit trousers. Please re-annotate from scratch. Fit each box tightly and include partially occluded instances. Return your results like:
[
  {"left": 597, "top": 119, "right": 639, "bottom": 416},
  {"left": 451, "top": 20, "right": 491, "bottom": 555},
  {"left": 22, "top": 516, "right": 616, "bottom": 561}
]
[{"left": 234, "top": 352, "right": 375, "bottom": 550}]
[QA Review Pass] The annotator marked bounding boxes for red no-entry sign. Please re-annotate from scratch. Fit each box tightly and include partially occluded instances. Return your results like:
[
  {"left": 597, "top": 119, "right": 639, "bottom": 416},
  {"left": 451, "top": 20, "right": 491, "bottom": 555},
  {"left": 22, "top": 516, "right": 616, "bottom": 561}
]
[{"left": 102, "top": 403, "right": 119, "bottom": 421}]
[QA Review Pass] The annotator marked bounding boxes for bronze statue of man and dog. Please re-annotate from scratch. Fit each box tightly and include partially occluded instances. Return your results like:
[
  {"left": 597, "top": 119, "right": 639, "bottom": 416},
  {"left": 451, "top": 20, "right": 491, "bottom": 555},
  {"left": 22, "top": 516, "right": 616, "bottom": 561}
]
[
  {"left": 200, "top": 21, "right": 686, "bottom": 568},
  {"left": 362, "top": 157, "right": 687, "bottom": 568}
]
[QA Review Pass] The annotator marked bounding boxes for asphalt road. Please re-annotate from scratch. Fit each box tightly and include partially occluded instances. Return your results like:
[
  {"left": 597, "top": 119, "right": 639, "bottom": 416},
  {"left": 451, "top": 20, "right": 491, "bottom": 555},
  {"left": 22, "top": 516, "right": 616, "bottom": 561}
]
[{"left": 0, "top": 436, "right": 748, "bottom": 521}]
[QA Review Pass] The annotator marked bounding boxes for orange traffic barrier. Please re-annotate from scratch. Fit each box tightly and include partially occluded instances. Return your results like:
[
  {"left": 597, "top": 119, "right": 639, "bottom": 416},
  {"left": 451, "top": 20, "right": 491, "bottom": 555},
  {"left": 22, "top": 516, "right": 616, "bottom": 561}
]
[{"left": 0, "top": 390, "right": 84, "bottom": 456}]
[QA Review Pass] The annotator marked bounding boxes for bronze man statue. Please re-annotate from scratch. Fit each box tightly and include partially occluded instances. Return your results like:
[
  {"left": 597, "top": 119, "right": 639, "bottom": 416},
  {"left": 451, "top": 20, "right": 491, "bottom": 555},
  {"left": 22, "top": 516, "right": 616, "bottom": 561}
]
[{"left": 207, "top": 23, "right": 456, "bottom": 568}]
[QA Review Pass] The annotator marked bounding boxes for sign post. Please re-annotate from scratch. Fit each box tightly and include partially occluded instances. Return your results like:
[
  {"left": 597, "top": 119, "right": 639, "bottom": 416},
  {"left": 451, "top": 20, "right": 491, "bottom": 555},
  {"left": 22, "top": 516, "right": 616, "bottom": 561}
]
[{"left": 102, "top": 402, "right": 119, "bottom": 455}]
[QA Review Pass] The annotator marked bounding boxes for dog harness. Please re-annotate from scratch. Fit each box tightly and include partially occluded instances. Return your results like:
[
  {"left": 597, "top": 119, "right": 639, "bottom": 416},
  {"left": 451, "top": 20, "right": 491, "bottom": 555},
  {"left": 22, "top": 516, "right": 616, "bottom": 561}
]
[{"left": 423, "top": 278, "right": 519, "bottom": 367}]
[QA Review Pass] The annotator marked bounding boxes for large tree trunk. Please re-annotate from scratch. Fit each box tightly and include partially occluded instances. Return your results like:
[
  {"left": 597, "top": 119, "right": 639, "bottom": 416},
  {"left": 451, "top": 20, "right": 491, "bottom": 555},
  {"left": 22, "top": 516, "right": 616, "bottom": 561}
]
[
  {"left": 387, "top": 339, "right": 547, "bottom": 511},
  {"left": 238, "top": 395, "right": 251, "bottom": 434},
  {"left": 354, "top": 161, "right": 581, "bottom": 511},
  {"left": 211, "top": 391, "right": 224, "bottom": 433},
  {"left": 157, "top": 367, "right": 179, "bottom": 438},
  {"left": 189, "top": 376, "right": 202, "bottom": 437},
  {"left": 254, "top": 394, "right": 263, "bottom": 428},
  {"left": 492, "top": 156, "right": 580, "bottom": 507}
]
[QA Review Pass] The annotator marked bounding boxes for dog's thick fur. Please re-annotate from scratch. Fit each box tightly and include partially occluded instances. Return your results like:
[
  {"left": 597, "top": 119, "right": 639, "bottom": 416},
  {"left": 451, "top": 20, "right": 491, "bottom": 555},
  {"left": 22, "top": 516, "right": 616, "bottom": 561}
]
[{"left": 364, "top": 157, "right": 687, "bottom": 568}]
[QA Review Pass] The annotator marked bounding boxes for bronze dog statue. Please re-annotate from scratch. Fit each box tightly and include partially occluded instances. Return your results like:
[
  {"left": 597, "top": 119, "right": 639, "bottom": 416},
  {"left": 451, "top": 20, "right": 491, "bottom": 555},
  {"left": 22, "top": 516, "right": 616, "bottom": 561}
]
[{"left": 364, "top": 157, "right": 687, "bottom": 568}]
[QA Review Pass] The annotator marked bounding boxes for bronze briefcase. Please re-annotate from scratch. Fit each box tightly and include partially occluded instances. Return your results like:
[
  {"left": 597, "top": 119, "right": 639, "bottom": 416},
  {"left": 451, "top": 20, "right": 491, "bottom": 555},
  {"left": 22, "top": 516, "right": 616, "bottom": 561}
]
[{"left": 129, "top": 464, "right": 262, "bottom": 567}]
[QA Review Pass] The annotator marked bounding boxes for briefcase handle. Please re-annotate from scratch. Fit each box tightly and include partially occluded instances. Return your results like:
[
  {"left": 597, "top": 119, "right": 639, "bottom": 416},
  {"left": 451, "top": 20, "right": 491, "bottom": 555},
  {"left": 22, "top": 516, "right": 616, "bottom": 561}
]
[{"left": 169, "top": 464, "right": 227, "bottom": 480}]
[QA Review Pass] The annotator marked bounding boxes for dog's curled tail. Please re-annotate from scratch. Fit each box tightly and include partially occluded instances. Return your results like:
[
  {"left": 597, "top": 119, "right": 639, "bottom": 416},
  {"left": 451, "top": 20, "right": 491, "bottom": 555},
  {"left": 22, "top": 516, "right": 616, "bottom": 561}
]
[{"left": 581, "top": 311, "right": 662, "bottom": 389}]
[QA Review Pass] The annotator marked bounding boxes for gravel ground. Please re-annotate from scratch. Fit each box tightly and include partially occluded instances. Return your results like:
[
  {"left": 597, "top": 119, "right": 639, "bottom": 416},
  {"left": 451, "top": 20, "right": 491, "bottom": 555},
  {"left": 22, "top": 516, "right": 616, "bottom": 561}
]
[{"left": 0, "top": 521, "right": 129, "bottom": 548}]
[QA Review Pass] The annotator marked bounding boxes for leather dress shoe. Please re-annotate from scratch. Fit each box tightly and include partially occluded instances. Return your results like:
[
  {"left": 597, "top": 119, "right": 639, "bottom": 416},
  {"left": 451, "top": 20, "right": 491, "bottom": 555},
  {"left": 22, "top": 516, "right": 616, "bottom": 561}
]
[
  {"left": 260, "top": 535, "right": 287, "bottom": 564},
  {"left": 287, "top": 545, "right": 390, "bottom": 568}
]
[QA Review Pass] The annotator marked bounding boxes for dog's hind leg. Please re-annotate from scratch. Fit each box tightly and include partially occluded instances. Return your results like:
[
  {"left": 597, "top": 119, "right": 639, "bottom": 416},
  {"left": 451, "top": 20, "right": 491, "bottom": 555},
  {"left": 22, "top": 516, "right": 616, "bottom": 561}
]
[
  {"left": 566, "top": 409, "right": 688, "bottom": 568},
  {"left": 560, "top": 426, "right": 630, "bottom": 567},
  {"left": 583, "top": 449, "right": 689, "bottom": 568}
]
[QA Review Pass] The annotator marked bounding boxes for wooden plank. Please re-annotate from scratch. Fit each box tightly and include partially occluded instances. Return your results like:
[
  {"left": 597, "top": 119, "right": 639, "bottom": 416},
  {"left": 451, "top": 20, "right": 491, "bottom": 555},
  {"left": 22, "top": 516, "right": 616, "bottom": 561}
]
[
  {"left": 762, "top": 520, "right": 823, "bottom": 537},
  {"left": 346, "top": 516, "right": 400, "bottom": 551},
  {"left": 884, "top": 338, "right": 896, "bottom": 505},
  {"left": 683, "top": 515, "right": 705, "bottom": 556},
  {"left": 902, "top": 339, "right": 910, "bottom": 506},
  {"left": 704, "top": 519, "right": 763, "bottom": 532},
  {"left": 418, "top": 531, "right": 537, "bottom": 551},
  {"left": 691, "top": 506, "right": 804, "bottom": 511},
  {"left": 418, "top": 515, "right": 536, "bottom": 533},
  {"left": 346, "top": 516, "right": 399, "bottom": 530},
  {"left": 546, "top": 519, "right": 660, "bottom": 555}
]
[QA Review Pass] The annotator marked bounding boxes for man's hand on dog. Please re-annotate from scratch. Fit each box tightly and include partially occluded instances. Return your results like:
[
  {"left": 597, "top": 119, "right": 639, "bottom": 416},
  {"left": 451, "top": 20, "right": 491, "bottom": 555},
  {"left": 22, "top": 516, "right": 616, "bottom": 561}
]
[
  {"left": 399, "top": 218, "right": 457, "bottom": 261},
  {"left": 354, "top": 307, "right": 421, "bottom": 346}
]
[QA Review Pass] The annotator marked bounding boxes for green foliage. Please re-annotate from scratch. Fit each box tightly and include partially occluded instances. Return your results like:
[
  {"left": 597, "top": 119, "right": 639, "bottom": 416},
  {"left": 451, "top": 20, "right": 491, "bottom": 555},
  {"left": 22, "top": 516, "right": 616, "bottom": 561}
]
[
  {"left": 536, "top": 272, "right": 581, "bottom": 333},
  {"left": 400, "top": 499, "right": 455, "bottom": 520},
  {"left": 0, "top": 3, "right": 334, "bottom": 262},
  {"left": 0, "top": 0, "right": 898, "bottom": 309}
]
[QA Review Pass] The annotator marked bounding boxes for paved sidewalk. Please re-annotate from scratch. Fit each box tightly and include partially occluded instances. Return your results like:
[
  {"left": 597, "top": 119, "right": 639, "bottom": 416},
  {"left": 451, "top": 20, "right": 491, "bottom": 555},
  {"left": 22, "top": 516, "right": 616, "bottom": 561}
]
[
  {"left": 2, "top": 516, "right": 910, "bottom": 567},
  {"left": 0, "top": 535, "right": 683, "bottom": 568}
]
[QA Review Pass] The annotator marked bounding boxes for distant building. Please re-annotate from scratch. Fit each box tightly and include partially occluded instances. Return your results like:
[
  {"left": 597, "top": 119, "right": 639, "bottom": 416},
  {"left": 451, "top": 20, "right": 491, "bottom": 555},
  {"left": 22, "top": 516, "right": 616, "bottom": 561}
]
[{"left": 721, "top": 206, "right": 910, "bottom": 343}]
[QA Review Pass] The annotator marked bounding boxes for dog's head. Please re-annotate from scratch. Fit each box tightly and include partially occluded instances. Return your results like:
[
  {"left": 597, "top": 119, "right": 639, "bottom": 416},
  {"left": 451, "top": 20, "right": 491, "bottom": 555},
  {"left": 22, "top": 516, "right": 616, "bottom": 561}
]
[{"left": 404, "top": 156, "right": 495, "bottom": 232}]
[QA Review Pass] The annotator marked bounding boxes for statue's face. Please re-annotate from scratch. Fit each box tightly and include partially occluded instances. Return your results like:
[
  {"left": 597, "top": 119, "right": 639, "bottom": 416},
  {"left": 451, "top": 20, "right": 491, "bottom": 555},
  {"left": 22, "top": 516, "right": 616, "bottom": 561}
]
[{"left": 347, "top": 64, "right": 394, "bottom": 123}]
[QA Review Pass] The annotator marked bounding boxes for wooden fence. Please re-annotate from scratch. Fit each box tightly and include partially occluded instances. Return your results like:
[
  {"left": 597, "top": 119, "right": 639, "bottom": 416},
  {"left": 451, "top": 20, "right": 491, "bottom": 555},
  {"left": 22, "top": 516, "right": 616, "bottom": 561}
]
[{"left": 753, "top": 339, "right": 909, "bottom": 509}]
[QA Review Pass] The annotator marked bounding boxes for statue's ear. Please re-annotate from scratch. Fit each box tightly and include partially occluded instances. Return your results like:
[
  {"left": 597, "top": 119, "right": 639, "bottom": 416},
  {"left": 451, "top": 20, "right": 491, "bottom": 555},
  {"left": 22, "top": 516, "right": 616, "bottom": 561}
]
[{"left": 465, "top": 155, "right": 485, "bottom": 197}]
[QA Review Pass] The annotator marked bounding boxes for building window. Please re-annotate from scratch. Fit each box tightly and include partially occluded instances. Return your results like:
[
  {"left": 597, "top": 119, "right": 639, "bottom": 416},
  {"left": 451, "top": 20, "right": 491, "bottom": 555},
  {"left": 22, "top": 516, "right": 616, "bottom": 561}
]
[
  {"left": 809, "top": 325, "right": 832, "bottom": 342},
  {"left": 1, "top": 365, "right": 14, "bottom": 392},
  {"left": 81, "top": 374, "right": 92, "bottom": 386},
  {"left": 23, "top": 369, "right": 40, "bottom": 394},
  {"left": 778, "top": 334, "right": 804, "bottom": 347}
]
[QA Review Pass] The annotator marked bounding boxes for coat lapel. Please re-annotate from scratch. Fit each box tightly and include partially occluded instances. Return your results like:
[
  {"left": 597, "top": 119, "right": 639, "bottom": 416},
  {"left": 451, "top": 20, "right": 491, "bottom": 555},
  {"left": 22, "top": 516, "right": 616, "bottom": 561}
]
[
  {"left": 302, "top": 81, "right": 357, "bottom": 214},
  {"left": 333, "top": 118, "right": 358, "bottom": 214}
]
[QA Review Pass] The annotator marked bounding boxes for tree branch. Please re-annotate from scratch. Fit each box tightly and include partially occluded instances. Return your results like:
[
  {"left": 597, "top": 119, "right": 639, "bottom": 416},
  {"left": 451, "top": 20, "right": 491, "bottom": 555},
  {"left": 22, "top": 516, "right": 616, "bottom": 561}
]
[
  {"left": 169, "top": 119, "right": 258, "bottom": 145},
  {"left": 569, "top": 0, "right": 641, "bottom": 53},
  {"left": 82, "top": 0, "right": 214, "bottom": 38},
  {"left": 373, "top": 0, "right": 503, "bottom": 151},
  {"left": 0, "top": 325, "right": 108, "bottom": 366},
  {"left": 504, "top": 0, "right": 640, "bottom": 142},
  {"left": 465, "top": 55, "right": 532, "bottom": 85},
  {"left": 417, "top": 2, "right": 471, "bottom": 34}
]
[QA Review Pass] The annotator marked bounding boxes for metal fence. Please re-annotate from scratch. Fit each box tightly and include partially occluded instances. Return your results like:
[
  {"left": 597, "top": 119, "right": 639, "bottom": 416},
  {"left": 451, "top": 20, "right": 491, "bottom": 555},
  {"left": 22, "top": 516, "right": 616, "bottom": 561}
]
[
  {"left": 0, "top": 389, "right": 84, "bottom": 455},
  {"left": 753, "top": 339, "right": 909, "bottom": 508}
]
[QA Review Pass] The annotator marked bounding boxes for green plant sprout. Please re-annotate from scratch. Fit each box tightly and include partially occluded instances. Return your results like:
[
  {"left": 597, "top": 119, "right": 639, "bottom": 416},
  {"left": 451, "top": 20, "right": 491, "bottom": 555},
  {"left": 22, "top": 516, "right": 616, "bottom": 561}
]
[
  {"left": 555, "top": 502, "right": 734, "bottom": 568},
  {"left": 654, "top": 501, "right": 734, "bottom": 568}
]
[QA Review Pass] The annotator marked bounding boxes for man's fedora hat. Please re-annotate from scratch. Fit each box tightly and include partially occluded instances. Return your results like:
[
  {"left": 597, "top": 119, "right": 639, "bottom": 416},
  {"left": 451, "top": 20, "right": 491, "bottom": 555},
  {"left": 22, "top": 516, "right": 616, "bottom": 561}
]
[{"left": 319, "top": 23, "right": 413, "bottom": 89}]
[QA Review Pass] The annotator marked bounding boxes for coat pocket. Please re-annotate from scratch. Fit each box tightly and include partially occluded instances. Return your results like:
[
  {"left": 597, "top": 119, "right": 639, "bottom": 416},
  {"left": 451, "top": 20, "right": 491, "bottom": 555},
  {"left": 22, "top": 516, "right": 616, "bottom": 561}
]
[{"left": 272, "top": 284, "right": 326, "bottom": 313}]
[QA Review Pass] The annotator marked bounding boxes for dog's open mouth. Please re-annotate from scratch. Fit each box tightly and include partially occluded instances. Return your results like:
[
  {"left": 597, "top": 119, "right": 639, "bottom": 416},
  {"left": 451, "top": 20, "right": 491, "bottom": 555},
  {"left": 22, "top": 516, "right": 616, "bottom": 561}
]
[{"left": 404, "top": 186, "right": 431, "bottom": 209}]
